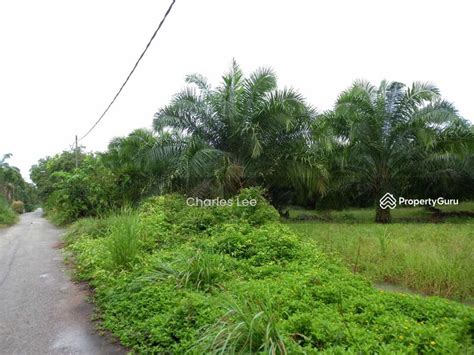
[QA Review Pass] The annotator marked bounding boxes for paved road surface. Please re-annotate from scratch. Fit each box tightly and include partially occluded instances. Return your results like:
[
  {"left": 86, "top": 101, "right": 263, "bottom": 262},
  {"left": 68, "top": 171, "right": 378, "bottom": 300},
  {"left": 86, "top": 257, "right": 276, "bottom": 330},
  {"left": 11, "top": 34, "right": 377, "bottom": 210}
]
[{"left": 0, "top": 210, "right": 125, "bottom": 355}]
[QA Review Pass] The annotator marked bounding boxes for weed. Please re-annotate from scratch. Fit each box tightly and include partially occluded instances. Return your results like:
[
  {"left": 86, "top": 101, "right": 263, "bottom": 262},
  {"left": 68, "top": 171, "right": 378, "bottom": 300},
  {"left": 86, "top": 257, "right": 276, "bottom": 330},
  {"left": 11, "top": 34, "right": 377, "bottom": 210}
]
[
  {"left": 108, "top": 211, "right": 140, "bottom": 270},
  {"left": 197, "top": 293, "right": 288, "bottom": 354},
  {"left": 153, "top": 251, "right": 228, "bottom": 291}
]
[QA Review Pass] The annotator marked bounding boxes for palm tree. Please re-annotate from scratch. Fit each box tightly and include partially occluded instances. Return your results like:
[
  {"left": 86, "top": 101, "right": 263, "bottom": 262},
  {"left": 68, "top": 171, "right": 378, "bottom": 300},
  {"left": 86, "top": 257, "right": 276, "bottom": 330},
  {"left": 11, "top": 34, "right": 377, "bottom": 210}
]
[
  {"left": 0, "top": 153, "right": 12, "bottom": 168},
  {"left": 101, "top": 129, "right": 178, "bottom": 203},
  {"left": 320, "top": 80, "right": 473, "bottom": 223},
  {"left": 153, "top": 61, "right": 328, "bottom": 211}
]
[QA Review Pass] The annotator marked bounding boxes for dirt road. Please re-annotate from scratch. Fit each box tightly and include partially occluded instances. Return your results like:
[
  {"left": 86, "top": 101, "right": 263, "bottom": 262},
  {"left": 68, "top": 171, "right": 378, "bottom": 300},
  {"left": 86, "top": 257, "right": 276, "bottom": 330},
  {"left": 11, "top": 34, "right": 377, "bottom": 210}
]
[{"left": 0, "top": 210, "right": 124, "bottom": 355}]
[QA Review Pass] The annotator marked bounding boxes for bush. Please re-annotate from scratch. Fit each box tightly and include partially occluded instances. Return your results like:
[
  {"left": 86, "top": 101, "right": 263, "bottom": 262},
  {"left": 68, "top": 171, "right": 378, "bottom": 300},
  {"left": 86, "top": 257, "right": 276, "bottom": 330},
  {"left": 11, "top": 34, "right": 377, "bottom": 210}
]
[
  {"left": 213, "top": 223, "right": 300, "bottom": 265},
  {"left": 43, "top": 156, "right": 120, "bottom": 225},
  {"left": 11, "top": 200, "right": 25, "bottom": 214},
  {"left": 229, "top": 187, "right": 280, "bottom": 226},
  {"left": 0, "top": 195, "right": 16, "bottom": 225}
]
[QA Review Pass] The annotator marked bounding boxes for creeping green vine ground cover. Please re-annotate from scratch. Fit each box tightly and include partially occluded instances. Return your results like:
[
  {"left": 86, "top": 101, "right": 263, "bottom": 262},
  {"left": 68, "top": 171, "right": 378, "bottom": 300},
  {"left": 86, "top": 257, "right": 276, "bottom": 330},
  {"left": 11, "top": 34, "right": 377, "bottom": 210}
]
[{"left": 65, "top": 188, "right": 474, "bottom": 354}]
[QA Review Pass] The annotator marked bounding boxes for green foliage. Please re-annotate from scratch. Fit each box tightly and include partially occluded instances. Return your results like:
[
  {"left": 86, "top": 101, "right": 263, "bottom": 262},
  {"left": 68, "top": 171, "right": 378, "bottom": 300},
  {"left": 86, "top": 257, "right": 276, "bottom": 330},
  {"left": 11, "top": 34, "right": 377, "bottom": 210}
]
[
  {"left": 213, "top": 223, "right": 299, "bottom": 266},
  {"left": 108, "top": 212, "right": 140, "bottom": 270},
  {"left": 64, "top": 217, "right": 112, "bottom": 245},
  {"left": 197, "top": 292, "right": 288, "bottom": 354},
  {"left": 288, "top": 219, "right": 474, "bottom": 302},
  {"left": 318, "top": 80, "right": 473, "bottom": 222},
  {"left": 65, "top": 189, "right": 474, "bottom": 353},
  {"left": 36, "top": 153, "right": 121, "bottom": 225},
  {"left": 0, "top": 153, "right": 37, "bottom": 212},
  {"left": 153, "top": 250, "right": 229, "bottom": 292},
  {"left": 30, "top": 150, "right": 85, "bottom": 203},
  {"left": 152, "top": 61, "right": 326, "bottom": 208},
  {"left": 101, "top": 129, "right": 174, "bottom": 203},
  {"left": 0, "top": 195, "right": 16, "bottom": 226},
  {"left": 11, "top": 200, "right": 25, "bottom": 214},
  {"left": 30, "top": 75, "right": 473, "bottom": 222},
  {"left": 229, "top": 186, "right": 280, "bottom": 225}
]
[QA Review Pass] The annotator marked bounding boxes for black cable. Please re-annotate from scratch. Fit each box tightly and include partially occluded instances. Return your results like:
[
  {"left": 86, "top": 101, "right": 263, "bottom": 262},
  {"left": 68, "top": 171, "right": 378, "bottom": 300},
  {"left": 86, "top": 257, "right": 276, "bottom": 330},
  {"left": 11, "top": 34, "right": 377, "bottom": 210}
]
[{"left": 79, "top": 0, "right": 177, "bottom": 141}]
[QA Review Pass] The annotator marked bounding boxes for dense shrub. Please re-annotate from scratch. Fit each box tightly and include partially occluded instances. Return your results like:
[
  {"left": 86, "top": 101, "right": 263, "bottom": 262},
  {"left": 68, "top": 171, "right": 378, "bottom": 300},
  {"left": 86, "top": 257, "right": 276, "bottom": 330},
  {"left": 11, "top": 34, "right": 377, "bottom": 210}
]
[
  {"left": 11, "top": 200, "right": 25, "bottom": 214},
  {"left": 213, "top": 223, "right": 300, "bottom": 265},
  {"left": 31, "top": 153, "right": 121, "bottom": 225},
  {"left": 65, "top": 188, "right": 474, "bottom": 354},
  {"left": 0, "top": 195, "right": 16, "bottom": 225}
]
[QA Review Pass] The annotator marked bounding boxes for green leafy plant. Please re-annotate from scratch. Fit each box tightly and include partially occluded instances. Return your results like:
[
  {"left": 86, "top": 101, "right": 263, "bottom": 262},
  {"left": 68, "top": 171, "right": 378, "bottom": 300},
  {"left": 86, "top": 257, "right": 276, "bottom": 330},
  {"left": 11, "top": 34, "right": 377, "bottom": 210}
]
[{"left": 214, "top": 223, "right": 299, "bottom": 266}]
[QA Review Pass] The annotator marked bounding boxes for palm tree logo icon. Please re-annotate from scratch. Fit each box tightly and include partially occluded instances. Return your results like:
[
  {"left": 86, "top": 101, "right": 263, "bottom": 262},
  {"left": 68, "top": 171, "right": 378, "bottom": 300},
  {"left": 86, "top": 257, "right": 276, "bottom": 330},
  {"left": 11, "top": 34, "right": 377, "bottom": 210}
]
[{"left": 379, "top": 193, "right": 397, "bottom": 209}]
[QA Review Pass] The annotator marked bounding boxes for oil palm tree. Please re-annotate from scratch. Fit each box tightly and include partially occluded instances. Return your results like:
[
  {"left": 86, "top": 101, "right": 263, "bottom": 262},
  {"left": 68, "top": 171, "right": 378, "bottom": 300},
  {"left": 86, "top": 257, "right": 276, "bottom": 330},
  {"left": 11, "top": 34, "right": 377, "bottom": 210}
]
[
  {"left": 102, "top": 129, "right": 179, "bottom": 203},
  {"left": 153, "top": 61, "right": 328, "bottom": 211},
  {"left": 320, "top": 80, "right": 473, "bottom": 223}
]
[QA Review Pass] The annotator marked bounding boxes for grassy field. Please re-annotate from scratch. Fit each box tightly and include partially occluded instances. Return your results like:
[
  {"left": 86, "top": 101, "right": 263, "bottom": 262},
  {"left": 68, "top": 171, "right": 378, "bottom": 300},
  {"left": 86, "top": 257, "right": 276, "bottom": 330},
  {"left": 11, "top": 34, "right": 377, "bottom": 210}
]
[
  {"left": 288, "top": 202, "right": 474, "bottom": 223},
  {"left": 287, "top": 202, "right": 474, "bottom": 302}
]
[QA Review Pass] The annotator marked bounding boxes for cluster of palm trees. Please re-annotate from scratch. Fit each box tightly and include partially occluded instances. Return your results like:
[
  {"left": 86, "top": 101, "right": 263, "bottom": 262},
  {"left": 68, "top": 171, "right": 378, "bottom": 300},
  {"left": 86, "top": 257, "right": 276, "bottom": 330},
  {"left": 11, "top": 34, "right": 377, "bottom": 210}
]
[
  {"left": 30, "top": 62, "right": 471, "bottom": 223},
  {"left": 97, "top": 61, "right": 473, "bottom": 223}
]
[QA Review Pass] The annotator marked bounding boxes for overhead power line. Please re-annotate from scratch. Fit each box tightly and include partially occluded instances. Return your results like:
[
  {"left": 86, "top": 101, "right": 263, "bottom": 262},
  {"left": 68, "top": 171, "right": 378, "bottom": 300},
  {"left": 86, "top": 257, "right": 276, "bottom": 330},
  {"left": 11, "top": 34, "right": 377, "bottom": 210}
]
[{"left": 79, "top": 0, "right": 177, "bottom": 141}]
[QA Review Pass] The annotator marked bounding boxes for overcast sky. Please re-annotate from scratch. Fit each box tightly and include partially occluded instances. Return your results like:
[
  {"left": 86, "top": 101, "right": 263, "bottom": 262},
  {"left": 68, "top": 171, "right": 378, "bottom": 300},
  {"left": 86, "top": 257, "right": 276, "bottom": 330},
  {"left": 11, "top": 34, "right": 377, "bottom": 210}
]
[{"left": 1, "top": 0, "right": 473, "bottom": 180}]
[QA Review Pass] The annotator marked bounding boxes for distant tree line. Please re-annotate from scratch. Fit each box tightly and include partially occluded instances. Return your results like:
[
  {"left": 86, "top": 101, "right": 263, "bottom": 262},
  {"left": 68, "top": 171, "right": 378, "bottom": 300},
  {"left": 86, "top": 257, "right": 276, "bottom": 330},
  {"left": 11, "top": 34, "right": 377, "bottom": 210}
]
[
  {"left": 0, "top": 153, "right": 38, "bottom": 212},
  {"left": 30, "top": 62, "right": 474, "bottom": 223}
]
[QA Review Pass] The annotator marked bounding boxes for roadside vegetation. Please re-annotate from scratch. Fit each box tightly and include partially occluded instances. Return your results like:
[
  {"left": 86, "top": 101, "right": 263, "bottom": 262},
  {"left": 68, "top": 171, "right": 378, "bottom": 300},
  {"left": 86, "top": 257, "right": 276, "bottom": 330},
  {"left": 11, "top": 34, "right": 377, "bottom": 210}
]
[
  {"left": 0, "top": 153, "right": 37, "bottom": 226},
  {"left": 64, "top": 189, "right": 474, "bottom": 354},
  {"left": 30, "top": 63, "right": 474, "bottom": 352},
  {"left": 0, "top": 195, "right": 16, "bottom": 226}
]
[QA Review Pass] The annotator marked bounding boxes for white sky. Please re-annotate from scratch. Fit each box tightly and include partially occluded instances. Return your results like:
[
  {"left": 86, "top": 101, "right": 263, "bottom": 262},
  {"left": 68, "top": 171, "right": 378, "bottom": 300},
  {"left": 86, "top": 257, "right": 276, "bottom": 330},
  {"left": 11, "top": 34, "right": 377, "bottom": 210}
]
[{"left": 1, "top": 0, "right": 473, "bottom": 181}]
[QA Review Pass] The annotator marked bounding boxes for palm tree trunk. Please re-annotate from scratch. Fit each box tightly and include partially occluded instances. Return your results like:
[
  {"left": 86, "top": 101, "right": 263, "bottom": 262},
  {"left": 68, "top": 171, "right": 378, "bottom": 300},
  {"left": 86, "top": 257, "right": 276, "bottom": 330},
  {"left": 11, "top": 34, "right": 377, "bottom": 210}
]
[{"left": 375, "top": 206, "right": 391, "bottom": 223}]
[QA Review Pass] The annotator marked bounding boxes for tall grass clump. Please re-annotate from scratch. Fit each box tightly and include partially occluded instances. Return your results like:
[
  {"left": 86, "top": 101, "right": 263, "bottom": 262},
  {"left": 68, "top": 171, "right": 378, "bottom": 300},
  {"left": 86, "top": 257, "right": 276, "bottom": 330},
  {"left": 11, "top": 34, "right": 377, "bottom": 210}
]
[
  {"left": 177, "top": 251, "right": 228, "bottom": 291},
  {"left": 108, "top": 211, "right": 140, "bottom": 270},
  {"left": 151, "top": 251, "right": 229, "bottom": 292},
  {"left": 197, "top": 293, "right": 287, "bottom": 354}
]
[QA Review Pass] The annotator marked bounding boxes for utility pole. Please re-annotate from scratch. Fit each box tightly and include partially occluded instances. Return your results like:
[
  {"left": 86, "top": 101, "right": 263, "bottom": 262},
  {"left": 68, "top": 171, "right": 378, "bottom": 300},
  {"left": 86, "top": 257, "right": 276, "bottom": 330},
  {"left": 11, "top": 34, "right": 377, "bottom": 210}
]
[{"left": 75, "top": 135, "right": 79, "bottom": 169}]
